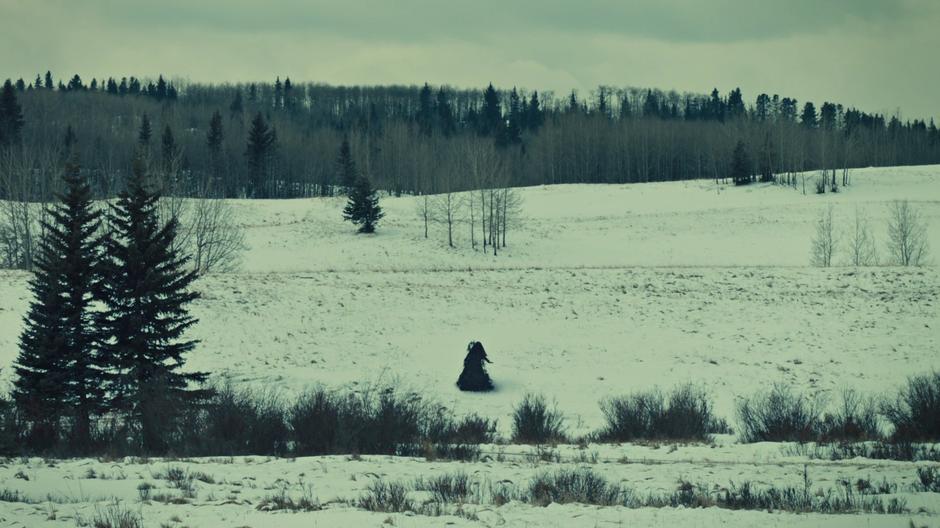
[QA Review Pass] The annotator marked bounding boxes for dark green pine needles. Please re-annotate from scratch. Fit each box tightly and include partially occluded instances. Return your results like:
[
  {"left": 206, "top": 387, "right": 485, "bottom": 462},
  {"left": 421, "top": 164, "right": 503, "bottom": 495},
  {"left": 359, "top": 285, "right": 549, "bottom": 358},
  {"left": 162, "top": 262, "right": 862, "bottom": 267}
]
[
  {"left": 343, "top": 174, "right": 384, "bottom": 233},
  {"left": 13, "top": 158, "right": 105, "bottom": 450},
  {"left": 97, "top": 156, "right": 209, "bottom": 452}
]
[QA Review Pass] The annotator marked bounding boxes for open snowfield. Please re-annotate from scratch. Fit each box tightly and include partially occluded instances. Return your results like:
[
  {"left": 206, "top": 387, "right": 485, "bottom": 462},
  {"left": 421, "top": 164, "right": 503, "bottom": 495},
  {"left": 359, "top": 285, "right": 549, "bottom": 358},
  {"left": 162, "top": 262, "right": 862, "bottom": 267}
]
[{"left": 1, "top": 165, "right": 939, "bottom": 527}]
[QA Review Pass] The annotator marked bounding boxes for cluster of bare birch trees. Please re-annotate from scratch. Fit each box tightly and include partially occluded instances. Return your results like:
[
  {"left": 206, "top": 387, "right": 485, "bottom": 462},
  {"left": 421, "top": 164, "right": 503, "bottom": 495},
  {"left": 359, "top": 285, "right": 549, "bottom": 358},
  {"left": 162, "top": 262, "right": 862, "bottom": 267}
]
[
  {"left": 811, "top": 200, "right": 929, "bottom": 267},
  {"left": 416, "top": 139, "right": 523, "bottom": 254}
]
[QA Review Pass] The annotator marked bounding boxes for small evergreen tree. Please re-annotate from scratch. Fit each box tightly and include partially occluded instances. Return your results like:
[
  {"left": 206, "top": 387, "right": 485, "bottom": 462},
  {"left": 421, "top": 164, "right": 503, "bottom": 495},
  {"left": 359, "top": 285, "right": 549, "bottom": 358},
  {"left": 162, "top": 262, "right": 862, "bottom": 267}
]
[
  {"left": 13, "top": 158, "right": 105, "bottom": 450},
  {"left": 97, "top": 157, "right": 208, "bottom": 453},
  {"left": 731, "top": 140, "right": 752, "bottom": 185},
  {"left": 342, "top": 174, "right": 384, "bottom": 234}
]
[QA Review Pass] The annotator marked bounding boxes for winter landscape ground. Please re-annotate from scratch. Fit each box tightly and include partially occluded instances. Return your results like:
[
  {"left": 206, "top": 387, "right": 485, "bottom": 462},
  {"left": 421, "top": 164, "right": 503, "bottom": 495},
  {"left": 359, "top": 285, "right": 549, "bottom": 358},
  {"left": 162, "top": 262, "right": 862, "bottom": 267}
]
[{"left": 1, "top": 165, "right": 939, "bottom": 527}]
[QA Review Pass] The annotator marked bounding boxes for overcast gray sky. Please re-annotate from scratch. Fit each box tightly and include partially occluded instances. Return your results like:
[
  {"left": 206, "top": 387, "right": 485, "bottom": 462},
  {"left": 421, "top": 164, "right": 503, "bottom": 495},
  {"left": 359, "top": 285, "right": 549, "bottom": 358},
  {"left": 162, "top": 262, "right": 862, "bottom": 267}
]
[{"left": 2, "top": 0, "right": 938, "bottom": 120}]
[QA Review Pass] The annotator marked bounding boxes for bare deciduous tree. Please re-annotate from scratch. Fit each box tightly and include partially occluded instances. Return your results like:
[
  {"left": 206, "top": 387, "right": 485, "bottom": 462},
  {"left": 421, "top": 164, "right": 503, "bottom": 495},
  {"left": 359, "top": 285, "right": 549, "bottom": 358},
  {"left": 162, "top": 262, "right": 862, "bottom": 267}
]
[
  {"left": 156, "top": 160, "right": 246, "bottom": 274},
  {"left": 189, "top": 193, "right": 246, "bottom": 273},
  {"left": 810, "top": 204, "right": 837, "bottom": 267},
  {"left": 848, "top": 206, "right": 877, "bottom": 266},
  {"left": 886, "top": 200, "right": 929, "bottom": 266},
  {"left": 0, "top": 148, "right": 57, "bottom": 270},
  {"left": 416, "top": 194, "right": 431, "bottom": 239},
  {"left": 431, "top": 190, "right": 465, "bottom": 248}
]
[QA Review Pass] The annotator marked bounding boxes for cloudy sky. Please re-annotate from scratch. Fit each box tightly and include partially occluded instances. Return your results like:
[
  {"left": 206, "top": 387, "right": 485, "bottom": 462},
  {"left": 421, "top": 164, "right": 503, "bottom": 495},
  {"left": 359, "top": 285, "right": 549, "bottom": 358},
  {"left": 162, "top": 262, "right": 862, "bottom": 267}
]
[{"left": 2, "top": 0, "right": 938, "bottom": 120}]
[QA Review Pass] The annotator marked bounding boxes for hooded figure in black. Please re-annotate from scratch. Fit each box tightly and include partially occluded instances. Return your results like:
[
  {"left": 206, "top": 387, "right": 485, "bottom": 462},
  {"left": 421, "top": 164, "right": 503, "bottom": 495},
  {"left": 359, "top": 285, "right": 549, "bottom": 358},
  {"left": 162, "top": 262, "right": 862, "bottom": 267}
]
[{"left": 457, "top": 341, "right": 494, "bottom": 392}]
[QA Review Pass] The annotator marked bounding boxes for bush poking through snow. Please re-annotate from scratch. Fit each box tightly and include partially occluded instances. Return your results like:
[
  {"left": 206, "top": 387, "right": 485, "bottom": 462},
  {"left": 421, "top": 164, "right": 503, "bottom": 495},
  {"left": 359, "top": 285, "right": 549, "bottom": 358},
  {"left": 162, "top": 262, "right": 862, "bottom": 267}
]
[
  {"left": 88, "top": 501, "right": 142, "bottom": 528},
  {"left": 915, "top": 467, "right": 940, "bottom": 493},
  {"left": 257, "top": 484, "right": 320, "bottom": 512},
  {"left": 598, "top": 384, "right": 728, "bottom": 442},
  {"left": 527, "top": 469, "right": 622, "bottom": 507},
  {"left": 427, "top": 411, "right": 498, "bottom": 445},
  {"left": 737, "top": 384, "right": 822, "bottom": 443},
  {"left": 414, "top": 472, "right": 472, "bottom": 504},
  {"left": 358, "top": 480, "right": 413, "bottom": 513},
  {"left": 511, "top": 394, "right": 566, "bottom": 444},
  {"left": 288, "top": 388, "right": 341, "bottom": 456},
  {"left": 353, "top": 471, "right": 908, "bottom": 515},
  {"left": 818, "top": 388, "right": 881, "bottom": 443},
  {"left": 196, "top": 385, "right": 289, "bottom": 456},
  {"left": 882, "top": 371, "right": 940, "bottom": 442}
]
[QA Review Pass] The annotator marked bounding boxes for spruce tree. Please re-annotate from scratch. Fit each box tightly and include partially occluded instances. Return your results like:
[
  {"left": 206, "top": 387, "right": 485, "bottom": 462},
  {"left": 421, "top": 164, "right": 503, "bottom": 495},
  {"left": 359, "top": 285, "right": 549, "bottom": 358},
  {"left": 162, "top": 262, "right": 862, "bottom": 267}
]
[
  {"left": 67, "top": 74, "right": 84, "bottom": 91},
  {"left": 97, "top": 157, "right": 208, "bottom": 452},
  {"left": 336, "top": 137, "right": 357, "bottom": 193},
  {"left": 230, "top": 91, "right": 243, "bottom": 117},
  {"left": 161, "top": 125, "right": 177, "bottom": 174},
  {"left": 801, "top": 102, "right": 818, "bottom": 128},
  {"left": 283, "top": 77, "right": 294, "bottom": 110},
  {"left": 138, "top": 114, "right": 152, "bottom": 147},
  {"left": 505, "top": 87, "right": 522, "bottom": 144},
  {"left": 436, "top": 87, "right": 456, "bottom": 137},
  {"left": 155, "top": 75, "right": 168, "bottom": 101},
  {"left": 342, "top": 174, "right": 384, "bottom": 234},
  {"left": 273, "top": 77, "right": 283, "bottom": 109},
  {"left": 13, "top": 158, "right": 104, "bottom": 449},
  {"left": 206, "top": 111, "right": 224, "bottom": 191},
  {"left": 416, "top": 83, "right": 433, "bottom": 136},
  {"left": 44, "top": 71, "right": 54, "bottom": 90},
  {"left": 0, "top": 79, "right": 25, "bottom": 147},
  {"left": 527, "top": 91, "right": 543, "bottom": 131},
  {"left": 731, "top": 140, "right": 753, "bottom": 185},
  {"left": 479, "top": 83, "right": 502, "bottom": 137},
  {"left": 62, "top": 124, "right": 77, "bottom": 158},
  {"left": 245, "top": 112, "right": 276, "bottom": 198}
]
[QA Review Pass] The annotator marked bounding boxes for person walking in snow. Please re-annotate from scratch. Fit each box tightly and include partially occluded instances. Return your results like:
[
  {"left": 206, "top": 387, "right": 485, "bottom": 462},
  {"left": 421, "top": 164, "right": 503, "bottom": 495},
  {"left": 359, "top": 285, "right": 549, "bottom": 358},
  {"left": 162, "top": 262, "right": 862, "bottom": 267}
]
[{"left": 457, "top": 341, "right": 494, "bottom": 392}]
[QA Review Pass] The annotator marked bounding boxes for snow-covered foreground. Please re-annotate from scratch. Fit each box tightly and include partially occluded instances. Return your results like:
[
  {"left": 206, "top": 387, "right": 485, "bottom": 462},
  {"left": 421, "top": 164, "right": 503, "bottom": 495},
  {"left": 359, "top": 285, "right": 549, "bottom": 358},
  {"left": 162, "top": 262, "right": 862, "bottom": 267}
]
[
  {"left": 1, "top": 442, "right": 938, "bottom": 527},
  {"left": 1, "top": 165, "right": 939, "bottom": 526}
]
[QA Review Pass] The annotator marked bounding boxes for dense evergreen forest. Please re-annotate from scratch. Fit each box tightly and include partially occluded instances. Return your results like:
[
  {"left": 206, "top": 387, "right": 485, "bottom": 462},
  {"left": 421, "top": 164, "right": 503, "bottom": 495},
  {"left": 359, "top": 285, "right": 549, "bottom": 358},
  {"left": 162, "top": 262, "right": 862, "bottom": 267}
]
[{"left": 1, "top": 72, "right": 939, "bottom": 201}]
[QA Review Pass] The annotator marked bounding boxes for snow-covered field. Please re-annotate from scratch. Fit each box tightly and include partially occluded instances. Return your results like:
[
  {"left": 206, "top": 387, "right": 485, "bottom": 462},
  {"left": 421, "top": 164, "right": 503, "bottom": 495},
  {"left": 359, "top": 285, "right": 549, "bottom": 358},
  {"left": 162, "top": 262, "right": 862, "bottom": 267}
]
[{"left": 1, "top": 165, "right": 939, "bottom": 526}]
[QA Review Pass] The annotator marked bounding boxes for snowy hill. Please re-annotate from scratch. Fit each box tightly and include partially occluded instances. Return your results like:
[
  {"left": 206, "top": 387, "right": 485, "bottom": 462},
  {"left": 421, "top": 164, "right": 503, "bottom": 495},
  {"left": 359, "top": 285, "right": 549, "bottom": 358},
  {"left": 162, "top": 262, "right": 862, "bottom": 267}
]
[
  {"left": 0, "top": 165, "right": 938, "bottom": 527},
  {"left": 2, "top": 165, "right": 938, "bottom": 433}
]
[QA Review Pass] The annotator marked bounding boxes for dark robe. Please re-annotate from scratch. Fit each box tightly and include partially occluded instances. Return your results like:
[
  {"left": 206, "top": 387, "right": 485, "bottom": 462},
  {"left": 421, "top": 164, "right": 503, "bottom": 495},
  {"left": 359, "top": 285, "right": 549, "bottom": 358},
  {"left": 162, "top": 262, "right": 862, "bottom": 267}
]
[{"left": 457, "top": 341, "right": 494, "bottom": 392}]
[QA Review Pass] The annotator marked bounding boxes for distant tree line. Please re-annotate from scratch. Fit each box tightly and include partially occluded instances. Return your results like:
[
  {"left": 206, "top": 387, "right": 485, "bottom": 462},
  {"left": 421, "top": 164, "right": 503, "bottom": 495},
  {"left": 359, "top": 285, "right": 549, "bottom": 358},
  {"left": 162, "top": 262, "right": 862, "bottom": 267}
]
[{"left": 1, "top": 72, "right": 939, "bottom": 204}]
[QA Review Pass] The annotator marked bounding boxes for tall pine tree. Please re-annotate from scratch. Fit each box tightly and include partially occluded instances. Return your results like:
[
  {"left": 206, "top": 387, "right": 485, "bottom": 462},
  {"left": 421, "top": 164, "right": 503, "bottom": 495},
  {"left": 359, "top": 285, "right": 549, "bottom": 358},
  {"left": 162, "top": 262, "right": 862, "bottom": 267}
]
[
  {"left": 0, "top": 79, "right": 25, "bottom": 147},
  {"left": 731, "top": 140, "right": 753, "bottom": 185},
  {"left": 343, "top": 174, "right": 384, "bottom": 234},
  {"left": 97, "top": 157, "right": 208, "bottom": 452},
  {"left": 13, "top": 158, "right": 105, "bottom": 450},
  {"left": 244, "top": 112, "right": 276, "bottom": 198},
  {"left": 206, "top": 110, "right": 224, "bottom": 193},
  {"left": 138, "top": 113, "right": 153, "bottom": 147}
]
